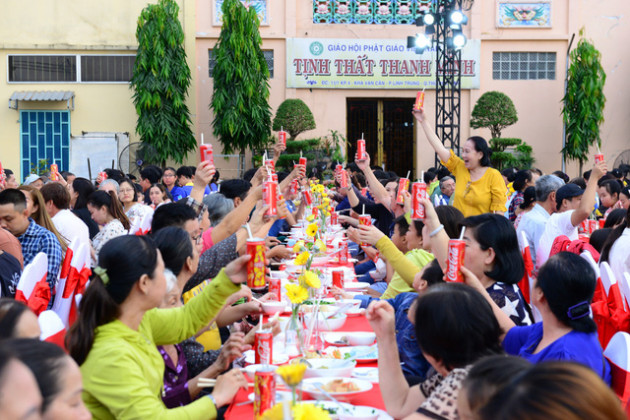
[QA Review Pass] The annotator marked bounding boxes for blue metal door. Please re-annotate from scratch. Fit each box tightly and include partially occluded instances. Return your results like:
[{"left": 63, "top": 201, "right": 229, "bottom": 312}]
[{"left": 20, "top": 110, "right": 70, "bottom": 179}]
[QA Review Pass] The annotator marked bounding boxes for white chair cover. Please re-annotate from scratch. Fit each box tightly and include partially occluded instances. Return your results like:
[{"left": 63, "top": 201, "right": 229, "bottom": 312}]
[
  {"left": 602, "top": 261, "right": 626, "bottom": 311},
  {"left": 16, "top": 252, "right": 48, "bottom": 300},
  {"left": 51, "top": 243, "right": 88, "bottom": 328},
  {"left": 605, "top": 331, "right": 630, "bottom": 371}
]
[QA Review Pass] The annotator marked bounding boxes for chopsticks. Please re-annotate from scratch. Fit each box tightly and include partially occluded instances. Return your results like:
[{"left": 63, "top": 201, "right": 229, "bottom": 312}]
[{"left": 198, "top": 378, "right": 217, "bottom": 388}]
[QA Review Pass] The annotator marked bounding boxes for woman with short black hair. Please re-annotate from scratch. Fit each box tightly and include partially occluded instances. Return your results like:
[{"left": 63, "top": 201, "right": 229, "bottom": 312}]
[
  {"left": 69, "top": 178, "right": 99, "bottom": 239},
  {"left": 462, "top": 252, "right": 610, "bottom": 384},
  {"left": 367, "top": 283, "right": 503, "bottom": 419}
]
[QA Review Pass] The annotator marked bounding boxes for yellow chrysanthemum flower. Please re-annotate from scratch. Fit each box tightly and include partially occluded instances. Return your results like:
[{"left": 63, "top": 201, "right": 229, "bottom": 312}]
[
  {"left": 285, "top": 283, "right": 308, "bottom": 304},
  {"left": 293, "top": 403, "right": 332, "bottom": 420},
  {"left": 292, "top": 240, "right": 305, "bottom": 253},
  {"left": 306, "top": 223, "right": 318, "bottom": 237},
  {"left": 276, "top": 363, "right": 307, "bottom": 387},
  {"left": 262, "top": 403, "right": 331, "bottom": 420},
  {"left": 294, "top": 251, "right": 309, "bottom": 266},
  {"left": 315, "top": 239, "right": 326, "bottom": 251},
  {"left": 300, "top": 270, "right": 321, "bottom": 289}
]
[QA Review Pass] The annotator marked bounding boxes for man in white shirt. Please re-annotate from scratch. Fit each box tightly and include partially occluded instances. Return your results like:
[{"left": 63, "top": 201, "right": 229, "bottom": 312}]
[
  {"left": 40, "top": 183, "right": 90, "bottom": 252},
  {"left": 516, "top": 174, "right": 564, "bottom": 269},
  {"left": 536, "top": 162, "right": 606, "bottom": 269}
]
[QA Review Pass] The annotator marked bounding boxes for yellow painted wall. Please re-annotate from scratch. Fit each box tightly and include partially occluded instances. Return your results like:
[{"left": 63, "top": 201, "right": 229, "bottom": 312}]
[
  {"left": 0, "top": 0, "right": 198, "bottom": 181},
  {"left": 196, "top": 0, "right": 630, "bottom": 178}
]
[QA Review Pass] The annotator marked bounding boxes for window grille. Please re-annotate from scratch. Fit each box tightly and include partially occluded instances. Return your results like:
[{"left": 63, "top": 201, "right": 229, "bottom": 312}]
[{"left": 492, "top": 52, "right": 556, "bottom": 80}]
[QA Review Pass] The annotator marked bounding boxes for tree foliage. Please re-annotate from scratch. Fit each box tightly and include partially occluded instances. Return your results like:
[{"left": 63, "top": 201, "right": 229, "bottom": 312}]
[
  {"left": 272, "top": 99, "right": 316, "bottom": 140},
  {"left": 470, "top": 91, "right": 518, "bottom": 139},
  {"left": 562, "top": 31, "right": 606, "bottom": 170},
  {"left": 211, "top": 0, "right": 272, "bottom": 155},
  {"left": 130, "top": 0, "right": 195, "bottom": 164},
  {"left": 489, "top": 138, "right": 534, "bottom": 171}
]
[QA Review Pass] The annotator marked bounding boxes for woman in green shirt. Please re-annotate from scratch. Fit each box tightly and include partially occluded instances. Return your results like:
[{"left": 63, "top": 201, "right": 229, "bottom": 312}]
[{"left": 68, "top": 235, "right": 248, "bottom": 420}]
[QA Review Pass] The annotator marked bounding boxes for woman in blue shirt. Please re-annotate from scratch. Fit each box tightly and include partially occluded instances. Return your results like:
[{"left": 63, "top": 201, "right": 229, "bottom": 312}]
[{"left": 461, "top": 252, "right": 610, "bottom": 384}]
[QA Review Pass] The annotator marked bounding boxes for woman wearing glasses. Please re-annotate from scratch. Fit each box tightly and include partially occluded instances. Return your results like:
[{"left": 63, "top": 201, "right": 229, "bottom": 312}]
[
  {"left": 413, "top": 108, "right": 507, "bottom": 217},
  {"left": 119, "top": 178, "right": 154, "bottom": 233}
]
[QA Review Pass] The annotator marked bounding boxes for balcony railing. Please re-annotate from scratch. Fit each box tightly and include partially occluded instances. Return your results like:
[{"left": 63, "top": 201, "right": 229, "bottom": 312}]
[{"left": 313, "top": 0, "right": 433, "bottom": 24}]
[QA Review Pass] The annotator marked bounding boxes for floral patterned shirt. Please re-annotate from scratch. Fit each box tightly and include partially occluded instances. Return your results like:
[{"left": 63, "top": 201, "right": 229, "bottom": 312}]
[
  {"left": 92, "top": 219, "right": 126, "bottom": 261},
  {"left": 417, "top": 367, "right": 470, "bottom": 420},
  {"left": 157, "top": 344, "right": 192, "bottom": 408}
]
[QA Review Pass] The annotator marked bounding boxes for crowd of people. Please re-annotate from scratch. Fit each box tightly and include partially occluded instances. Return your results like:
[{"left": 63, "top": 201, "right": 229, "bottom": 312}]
[{"left": 0, "top": 111, "right": 629, "bottom": 419}]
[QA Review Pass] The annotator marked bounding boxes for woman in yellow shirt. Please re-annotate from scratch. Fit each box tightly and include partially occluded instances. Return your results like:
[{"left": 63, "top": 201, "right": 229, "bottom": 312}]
[
  {"left": 67, "top": 235, "right": 248, "bottom": 420},
  {"left": 413, "top": 108, "right": 507, "bottom": 217}
]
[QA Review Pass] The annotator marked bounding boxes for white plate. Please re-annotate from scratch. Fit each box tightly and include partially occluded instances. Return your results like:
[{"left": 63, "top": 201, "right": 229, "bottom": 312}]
[
  {"left": 339, "top": 406, "right": 393, "bottom": 420},
  {"left": 323, "top": 332, "right": 351, "bottom": 346},
  {"left": 301, "top": 400, "right": 354, "bottom": 419},
  {"left": 304, "top": 358, "right": 356, "bottom": 378},
  {"left": 343, "top": 282, "right": 370, "bottom": 291},
  {"left": 345, "top": 308, "right": 365, "bottom": 317},
  {"left": 301, "top": 377, "right": 373, "bottom": 399},
  {"left": 324, "top": 345, "right": 378, "bottom": 363},
  {"left": 244, "top": 350, "right": 290, "bottom": 365},
  {"left": 352, "top": 367, "right": 379, "bottom": 382},
  {"left": 247, "top": 391, "right": 292, "bottom": 402}
]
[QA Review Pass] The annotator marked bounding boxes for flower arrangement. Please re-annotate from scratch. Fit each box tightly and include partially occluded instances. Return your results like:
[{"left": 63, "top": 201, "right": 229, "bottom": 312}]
[{"left": 264, "top": 363, "right": 331, "bottom": 419}]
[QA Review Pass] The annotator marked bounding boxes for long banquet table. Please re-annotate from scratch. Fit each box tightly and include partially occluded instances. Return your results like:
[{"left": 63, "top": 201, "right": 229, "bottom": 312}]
[{"left": 224, "top": 314, "right": 387, "bottom": 418}]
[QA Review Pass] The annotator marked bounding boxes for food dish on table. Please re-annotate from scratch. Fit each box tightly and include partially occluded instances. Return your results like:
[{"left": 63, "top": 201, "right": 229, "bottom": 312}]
[
  {"left": 301, "top": 377, "right": 372, "bottom": 398},
  {"left": 324, "top": 345, "right": 378, "bottom": 363}
]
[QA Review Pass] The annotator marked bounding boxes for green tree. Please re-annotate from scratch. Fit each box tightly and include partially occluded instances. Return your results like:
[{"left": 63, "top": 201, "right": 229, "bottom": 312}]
[
  {"left": 562, "top": 30, "right": 606, "bottom": 173},
  {"left": 470, "top": 91, "right": 518, "bottom": 138},
  {"left": 130, "top": 0, "right": 195, "bottom": 165},
  {"left": 211, "top": 0, "right": 272, "bottom": 171},
  {"left": 272, "top": 99, "right": 316, "bottom": 140},
  {"left": 470, "top": 91, "right": 533, "bottom": 170}
]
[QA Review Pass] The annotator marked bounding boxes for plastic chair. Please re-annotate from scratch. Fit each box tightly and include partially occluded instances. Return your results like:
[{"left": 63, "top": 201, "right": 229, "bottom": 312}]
[
  {"left": 38, "top": 310, "right": 66, "bottom": 350},
  {"left": 605, "top": 332, "right": 630, "bottom": 406},
  {"left": 15, "top": 253, "right": 50, "bottom": 315},
  {"left": 602, "top": 262, "right": 626, "bottom": 312},
  {"left": 52, "top": 243, "right": 89, "bottom": 328}
]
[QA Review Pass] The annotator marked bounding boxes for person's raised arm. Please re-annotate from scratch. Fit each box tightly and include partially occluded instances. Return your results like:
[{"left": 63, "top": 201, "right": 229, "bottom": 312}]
[
  {"left": 366, "top": 301, "right": 426, "bottom": 418},
  {"left": 278, "top": 164, "right": 304, "bottom": 193},
  {"left": 412, "top": 108, "right": 450, "bottom": 163},
  {"left": 343, "top": 172, "right": 361, "bottom": 208},
  {"left": 272, "top": 141, "right": 286, "bottom": 164},
  {"left": 571, "top": 160, "right": 607, "bottom": 227},
  {"left": 420, "top": 197, "right": 449, "bottom": 273},
  {"left": 356, "top": 152, "right": 392, "bottom": 209},
  {"left": 191, "top": 161, "right": 216, "bottom": 203},
  {"left": 211, "top": 186, "right": 263, "bottom": 245}
]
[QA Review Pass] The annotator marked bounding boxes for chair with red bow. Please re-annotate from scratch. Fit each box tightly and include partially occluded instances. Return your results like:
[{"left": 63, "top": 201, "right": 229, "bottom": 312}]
[
  {"left": 132, "top": 210, "right": 153, "bottom": 236},
  {"left": 38, "top": 310, "right": 66, "bottom": 350},
  {"left": 15, "top": 253, "right": 50, "bottom": 316},
  {"left": 604, "top": 332, "right": 630, "bottom": 410},
  {"left": 52, "top": 243, "right": 90, "bottom": 328}
]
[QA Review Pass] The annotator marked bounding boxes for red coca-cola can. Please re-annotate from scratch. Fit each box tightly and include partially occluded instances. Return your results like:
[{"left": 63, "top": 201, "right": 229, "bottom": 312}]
[
  {"left": 339, "top": 242, "right": 349, "bottom": 264},
  {"left": 289, "top": 180, "right": 299, "bottom": 196},
  {"left": 98, "top": 171, "right": 108, "bottom": 181},
  {"left": 446, "top": 239, "right": 466, "bottom": 283},
  {"left": 414, "top": 91, "right": 425, "bottom": 110},
  {"left": 340, "top": 169, "right": 348, "bottom": 188},
  {"left": 580, "top": 220, "right": 588, "bottom": 234},
  {"left": 268, "top": 277, "right": 282, "bottom": 302},
  {"left": 357, "top": 139, "right": 366, "bottom": 160},
  {"left": 271, "top": 173, "right": 278, "bottom": 184},
  {"left": 254, "top": 367, "right": 276, "bottom": 418},
  {"left": 302, "top": 189, "right": 313, "bottom": 206},
  {"left": 331, "top": 211, "right": 338, "bottom": 225},
  {"left": 265, "top": 159, "right": 275, "bottom": 173},
  {"left": 50, "top": 164, "right": 59, "bottom": 181},
  {"left": 359, "top": 214, "right": 371, "bottom": 246},
  {"left": 278, "top": 131, "right": 287, "bottom": 146},
  {"left": 599, "top": 218, "right": 606, "bottom": 229},
  {"left": 361, "top": 187, "right": 368, "bottom": 196},
  {"left": 255, "top": 329, "right": 274, "bottom": 365},
  {"left": 397, "top": 178, "right": 409, "bottom": 204},
  {"left": 247, "top": 238, "right": 267, "bottom": 291},
  {"left": 595, "top": 153, "right": 604, "bottom": 164},
  {"left": 335, "top": 164, "right": 343, "bottom": 173},
  {"left": 589, "top": 219, "right": 598, "bottom": 234},
  {"left": 299, "top": 157, "right": 307, "bottom": 167},
  {"left": 332, "top": 270, "right": 344, "bottom": 288},
  {"left": 411, "top": 182, "right": 427, "bottom": 220},
  {"left": 263, "top": 181, "right": 277, "bottom": 217},
  {"left": 200, "top": 144, "right": 214, "bottom": 165}
]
